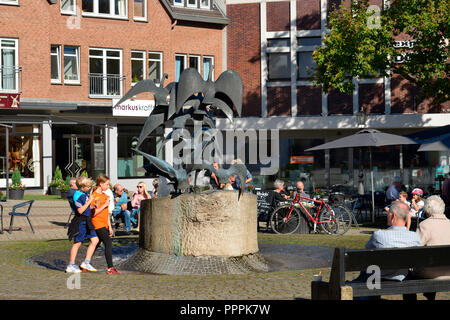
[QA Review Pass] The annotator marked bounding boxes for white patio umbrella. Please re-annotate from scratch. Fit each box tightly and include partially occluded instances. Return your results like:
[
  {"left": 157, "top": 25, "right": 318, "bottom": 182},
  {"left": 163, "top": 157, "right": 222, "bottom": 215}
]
[
  {"left": 305, "top": 129, "right": 417, "bottom": 222},
  {"left": 418, "top": 136, "right": 450, "bottom": 152}
]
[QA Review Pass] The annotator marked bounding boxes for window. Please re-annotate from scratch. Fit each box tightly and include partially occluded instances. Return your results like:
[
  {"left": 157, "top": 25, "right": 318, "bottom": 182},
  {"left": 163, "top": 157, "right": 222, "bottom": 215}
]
[
  {"left": 51, "top": 45, "right": 61, "bottom": 83},
  {"left": 0, "top": 125, "right": 41, "bottom": 182},
  {"left": 148, "top": 52, "right": 162, "bottom": 82},
  {"left": 0, "top": 38, "right": 19, "bottom": 91},
  {"left": 0, "top": 0, "right": 19, "bottom": 5},
  {"left": 133, "top": 0, "right": 146, "bottom": 20},
  {"left": 187, "top": 0, "right": 196, "bottom": 8},
  {"left": 200, "top": 0, "right": 209, "bottom": 9},
  {"left": 175, "top": 54, "right": 186, "bottom": 82},
  {"left": 173, "top": 0, "right": 183, "bottom": 7},
  {"left": 131, "top": 50, "right": 145, "bottom": 84},
  {"left": 202, "top": 56, "right": 214, "bottom": 80},
  {"left": 82, "top": 0, "right": 127, "bottom": 18},
  {"left": 189, "top": 55, "right": 200, "bottom": 73},
  {"left": 266, "top": 37, "right": 290, "bottom": 81},
  {"left": 117, "top": 125, "right": 163, "bottom": 178},
  {"left": 89, "top": 48, "right": 123, "bottom": 97},
  {"left": 297, "top": 52, "right": 317, "bottom": 79},
  {"left": 63, "top": 46, "right": 80, "bottom": 83},
  {"left": 61, "top": 0, "right": 76, "bottom": 14},
  {"left": 297, "top": 36, "right": 320, "bottom": 80},
  {"left": 268, "top": 53, "right": 290, "bottom": 80}
]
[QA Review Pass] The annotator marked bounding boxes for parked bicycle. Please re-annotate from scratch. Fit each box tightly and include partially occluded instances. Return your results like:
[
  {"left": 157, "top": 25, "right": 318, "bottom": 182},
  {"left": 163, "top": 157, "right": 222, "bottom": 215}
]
[{"left": 269, "top": 193, "right": 353, "bottom": 235}]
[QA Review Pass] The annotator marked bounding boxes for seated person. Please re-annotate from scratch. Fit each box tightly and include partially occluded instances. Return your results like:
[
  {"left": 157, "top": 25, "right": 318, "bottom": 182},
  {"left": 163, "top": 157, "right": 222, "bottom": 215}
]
[
  {"left": 130, "top": 182, "right": 151, "bottom": 230},
  {"left": 351, "top": 201, "right": 421, "bottom": 299},
  {"left": 386, "top": 191, "right": 411, "bottom": 228},
  {"left": 405, "top": 195, "right": 450, "bottom": 300},
  {"left": 112, "top": 184, "right": 132, "bottom": 233},
  {"left": 204, "top": 162, "right": 222, "bottom": 190},
  {"left": 273, "top": 179, "right": 290, "bottom": 203},
  {"left": 293, "top": 181, "right": 310, "bottom": 200},
  {"left": 410, "top": 188, "right": 425, "bottom": 217}
]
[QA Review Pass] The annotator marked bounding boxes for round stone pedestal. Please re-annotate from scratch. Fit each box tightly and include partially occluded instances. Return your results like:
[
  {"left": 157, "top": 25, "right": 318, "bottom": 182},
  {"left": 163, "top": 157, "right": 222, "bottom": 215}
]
[{"left": 119, "top": 191, "right": 269, "bottom": 274}]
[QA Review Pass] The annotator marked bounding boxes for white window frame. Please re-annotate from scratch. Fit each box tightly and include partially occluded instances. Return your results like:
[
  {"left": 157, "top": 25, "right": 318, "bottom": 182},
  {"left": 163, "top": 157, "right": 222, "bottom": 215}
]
[
  {"left": 0, "top": 38, "right": 19, "bottom": 93},
  {"left": 188, "top": 55, "right": 201, "bottom": 73},
  {"left": 148, "top": 51, "right": 163, "bottom": 82},
  {"left": 63, "top": 46, "right": 81, "bottom": 84},
  {"left": 200, "top": 0, "right": 209, "bottom": 9},
  {"left": 131, "top": 50, "right": 146, "bottom": 85},
  {"left": 133, "top": 0, "right": 147, "bottom": 21},
  {"left": 89, "top": 47, "right": 123, "bottom": 98},
  {"left": 173, "top": 0, "right": 184, "bottom": 7},
  {"left": 0, "top": 0, "right": 19, "bottom": 6},
  {"left": 82, "top": 0, "right": 128, "bottom": 19},
  {"left": 60, "top": 0, "right": 76, "bottom": 15},
  {"left": 187, "top": 0, "right": 197, "bottom": 8},
  {"left": 50, "top": 45, "right": 61, "bottom": 84},
  {"left": 202, "top": 55, "right": 214, "bottom": 80},
  {"left": 175, "top": 54, "right": 187, "bottom": 82}
]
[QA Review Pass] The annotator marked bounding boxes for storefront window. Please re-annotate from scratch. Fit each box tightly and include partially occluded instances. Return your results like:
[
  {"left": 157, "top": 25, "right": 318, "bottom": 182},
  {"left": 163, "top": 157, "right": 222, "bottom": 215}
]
[
  {"left": 117, "top": 125, "right": 163, "bottom": 178},
  {"left": 0, "top": 124, "right": 41, "bottom": 181}
]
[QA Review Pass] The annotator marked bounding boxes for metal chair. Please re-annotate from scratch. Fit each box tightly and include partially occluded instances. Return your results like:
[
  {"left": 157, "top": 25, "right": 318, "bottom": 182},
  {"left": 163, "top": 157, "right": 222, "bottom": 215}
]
[{"left": 8, "top": 200, "right": 35, "bottom": 234}]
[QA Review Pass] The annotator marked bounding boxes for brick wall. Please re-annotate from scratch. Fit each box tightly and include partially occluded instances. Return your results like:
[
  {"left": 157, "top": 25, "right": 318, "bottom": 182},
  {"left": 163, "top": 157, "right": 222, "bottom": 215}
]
[
  {"left": 0, "top": 1, "right": 223, "bottom": 102},
  {"left": 267, "top": 1, "right": 290, "bottom": 32},
  {"left": 359, "top": 83, "right": 384, "bottom": 114},
  {"left": 227, "top": 3, "right": 261, "bottom": 117},
  {"left": 297, "top": 0, "right": 321, "bottom": 30},
  {"left": 267, "top": 86, "right": 291, "bottom": 116},
  {"left": 297, "top": 85, "right": 322, "bottom": 115},
  {"left": 327, "top": 89, "right": 353, "bottom": 114}
]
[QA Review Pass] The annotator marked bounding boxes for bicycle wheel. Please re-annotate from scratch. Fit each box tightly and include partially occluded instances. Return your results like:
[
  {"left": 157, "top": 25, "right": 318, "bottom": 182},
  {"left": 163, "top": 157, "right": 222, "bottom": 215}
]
[
  {"left": 332, "top": 205, "right": 352, "bottom": 235},
  {"left": 270, "top": 205, "right": 301, "bottom": 234},
  {"left": 318, "top": 205, "right": 339, "bottom": 234}
]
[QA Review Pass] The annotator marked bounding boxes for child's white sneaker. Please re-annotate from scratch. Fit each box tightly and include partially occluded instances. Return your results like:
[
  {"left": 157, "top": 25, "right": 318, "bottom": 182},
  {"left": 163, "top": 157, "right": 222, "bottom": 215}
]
[
  {"left": 80, "top": 261, "right": 98, "bottom": 272},
  {"left": 65, "top": 264, "right": 81, "bottom": 273}
]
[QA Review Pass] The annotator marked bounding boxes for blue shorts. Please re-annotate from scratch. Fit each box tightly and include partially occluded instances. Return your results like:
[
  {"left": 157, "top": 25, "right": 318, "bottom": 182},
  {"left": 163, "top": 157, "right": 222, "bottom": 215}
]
[{"left": 74, "top": 220, "right": 97, "bottom": 243}]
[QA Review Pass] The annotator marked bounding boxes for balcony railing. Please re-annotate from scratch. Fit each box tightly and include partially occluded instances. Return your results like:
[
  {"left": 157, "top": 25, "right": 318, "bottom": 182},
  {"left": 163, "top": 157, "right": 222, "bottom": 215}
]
[
  {"left": 88, "top": 73, "right": 126, "bottom": 98},
  {"left": 0, "top": 66, "right": 22, "bottom": 93}
]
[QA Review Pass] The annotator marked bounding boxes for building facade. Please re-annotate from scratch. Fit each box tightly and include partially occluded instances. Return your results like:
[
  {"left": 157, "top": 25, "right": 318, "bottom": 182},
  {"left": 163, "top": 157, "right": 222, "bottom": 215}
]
[
  {"left": 0, "top": 0, "right": 228, "bottom": 192},
  {"left": 224, "top": 0, "right": 450, "bottom": 193}
]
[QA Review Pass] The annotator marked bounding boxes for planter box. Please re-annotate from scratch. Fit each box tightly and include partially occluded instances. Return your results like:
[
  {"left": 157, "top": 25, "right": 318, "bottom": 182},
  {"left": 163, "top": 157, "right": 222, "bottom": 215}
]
[
  {"left": 48, "top": 186, "right": 61, "bottom": 196},
  {"left": 8, "top": 189, "right": 25, "bottom": 200},
  {"left": 60, "top": 191, "right": 68, "bottom": 200}
]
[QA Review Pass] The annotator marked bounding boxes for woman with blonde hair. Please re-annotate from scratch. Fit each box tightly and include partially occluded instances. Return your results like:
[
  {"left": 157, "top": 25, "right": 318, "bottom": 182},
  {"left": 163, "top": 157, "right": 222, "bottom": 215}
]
[{"left": 130, "top": 181, "right": 151, "bottom": 231}]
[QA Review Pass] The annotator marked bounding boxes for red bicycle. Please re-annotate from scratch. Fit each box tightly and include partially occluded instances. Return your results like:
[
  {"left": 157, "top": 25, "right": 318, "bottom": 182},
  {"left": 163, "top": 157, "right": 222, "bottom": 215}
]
[{"left": 269, "top": 193, "right": 352, "bottom": 235}]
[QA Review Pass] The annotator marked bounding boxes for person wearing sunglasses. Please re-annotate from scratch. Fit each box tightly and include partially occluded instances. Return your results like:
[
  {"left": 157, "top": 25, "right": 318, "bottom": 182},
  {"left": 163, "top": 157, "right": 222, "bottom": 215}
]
[{"left": 130, "top": 182, "right": 151, "bottom": 231}]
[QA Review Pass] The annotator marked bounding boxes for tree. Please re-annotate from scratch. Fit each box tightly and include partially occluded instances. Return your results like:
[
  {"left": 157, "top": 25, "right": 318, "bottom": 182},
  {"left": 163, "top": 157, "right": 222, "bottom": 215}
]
[{"left": 313, "top": 0, "right": 449, "bottom": 105}]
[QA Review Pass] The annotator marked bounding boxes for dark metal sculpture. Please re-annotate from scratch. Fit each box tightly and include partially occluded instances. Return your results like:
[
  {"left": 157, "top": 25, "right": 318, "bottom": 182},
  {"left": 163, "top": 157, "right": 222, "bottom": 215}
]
[{"left": 117, "top": 67, "right": 245, "bottom": 196}]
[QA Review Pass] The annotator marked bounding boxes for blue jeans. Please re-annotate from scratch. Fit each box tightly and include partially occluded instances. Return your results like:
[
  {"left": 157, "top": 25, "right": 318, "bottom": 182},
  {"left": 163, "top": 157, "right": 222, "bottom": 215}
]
[
  {"left": 112, "top": 209, "right": 131, "bottom": 231},
  {"left": 131, "top": 209, "right": 140, "bottom": 226}
]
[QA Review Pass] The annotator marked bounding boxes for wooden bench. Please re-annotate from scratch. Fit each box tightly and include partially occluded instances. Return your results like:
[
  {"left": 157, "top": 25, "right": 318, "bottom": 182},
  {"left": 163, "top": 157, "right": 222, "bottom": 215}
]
[{"left": 311, "top": 245, "right": 450, "bottom": 300}]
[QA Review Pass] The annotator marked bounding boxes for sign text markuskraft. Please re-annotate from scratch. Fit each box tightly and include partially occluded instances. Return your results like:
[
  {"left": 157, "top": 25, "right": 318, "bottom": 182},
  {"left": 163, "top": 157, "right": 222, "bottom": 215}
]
[
  {"left": 112, "top": 99, "right": 155, "bottom": 117},
  {"left": 0, "top": 93, "right": 20, "bottom": 109}
]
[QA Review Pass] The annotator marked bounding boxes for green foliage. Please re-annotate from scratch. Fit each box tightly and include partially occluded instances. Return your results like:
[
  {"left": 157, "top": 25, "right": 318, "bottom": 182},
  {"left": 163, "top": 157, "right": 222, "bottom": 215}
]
[
  {"left": 10, "top": 168, "right": 25, "bottom": 189},
  {"left": 49, "top": 166, "right": 65, "bottom": 187},
  {"left": 81, "top": 171, "right": 89, "bottom": 178},
  {"left": 313, "top": 0, "right": 449, "bottom": 105}
]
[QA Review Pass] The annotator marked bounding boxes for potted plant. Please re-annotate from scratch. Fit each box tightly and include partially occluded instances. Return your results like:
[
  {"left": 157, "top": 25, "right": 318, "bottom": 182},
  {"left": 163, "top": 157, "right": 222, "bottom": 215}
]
[
  {"left": 0, "top": 190, "right": 5, "bottom": 202},
  {"left": 9, "top": 168, "right": 26, "bottom": 200},
  {"left": 58, "top": 176, "right": 71, "bottom": 199},
  {"left": 48, "top": 166, "right": 64, "bottom": 195}
]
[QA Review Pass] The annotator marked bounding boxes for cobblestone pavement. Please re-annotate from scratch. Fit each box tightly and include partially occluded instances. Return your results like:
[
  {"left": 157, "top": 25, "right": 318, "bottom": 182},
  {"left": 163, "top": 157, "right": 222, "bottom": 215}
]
[{"left": 0, "top": 200, "right": 449, "bottom": 300}]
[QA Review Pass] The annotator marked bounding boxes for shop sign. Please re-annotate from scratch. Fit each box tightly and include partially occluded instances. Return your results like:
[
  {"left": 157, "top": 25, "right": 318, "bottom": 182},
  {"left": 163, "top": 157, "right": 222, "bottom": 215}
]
[
  {"left": 290, "top": 156, "right": 314, "bottom": 164},
  {"left": 112, "top": 99, "right": 155, "bottom": 117},
  {"left": 0, "top": 93, "right": 20, "bottom": 109}
]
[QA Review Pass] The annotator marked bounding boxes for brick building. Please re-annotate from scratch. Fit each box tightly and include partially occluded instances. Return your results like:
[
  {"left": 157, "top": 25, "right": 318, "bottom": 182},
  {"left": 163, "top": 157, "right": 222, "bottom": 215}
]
[
  {"left": 0, "top": 0, "right": 228, "bottom": 191},
  {"left": 223, "top": 0, "right": 450, "bottom": 192}
]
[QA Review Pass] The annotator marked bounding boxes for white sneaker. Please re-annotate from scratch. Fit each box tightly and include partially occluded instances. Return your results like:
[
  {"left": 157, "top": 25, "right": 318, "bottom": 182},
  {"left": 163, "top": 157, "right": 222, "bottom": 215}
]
[
  {"left": 65, "top": 264, "right": 81, "bottom": 273},
  {"left": 80, "top": 261, "right": 98, "bottom": 272}
]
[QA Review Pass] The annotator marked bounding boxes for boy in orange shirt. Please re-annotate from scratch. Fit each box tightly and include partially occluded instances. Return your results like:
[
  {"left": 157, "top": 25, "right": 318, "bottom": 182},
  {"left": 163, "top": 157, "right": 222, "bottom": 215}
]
[{"left": 92, "top": 174, "right": 119, "bottom": 274}]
